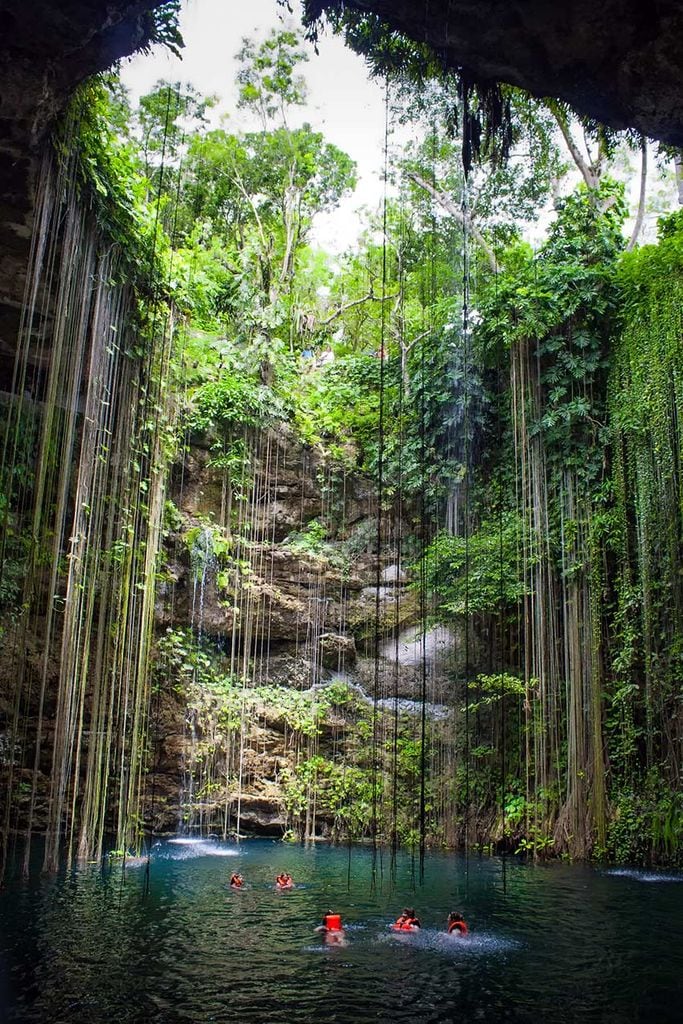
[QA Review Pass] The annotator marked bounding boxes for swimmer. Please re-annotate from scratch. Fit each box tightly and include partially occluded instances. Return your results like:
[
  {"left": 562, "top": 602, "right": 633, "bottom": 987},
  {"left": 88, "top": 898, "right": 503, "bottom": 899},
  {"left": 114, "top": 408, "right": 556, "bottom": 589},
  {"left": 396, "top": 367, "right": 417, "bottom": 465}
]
[
  {"left": 446, "top": 911, "right": 468, "bottom": 935},
  {"left": 316, "top": 910, "right": 347, "bottom": 946},
  {"left": 229, "top": 872, "right": 244, "bottom": 889},
  {"left": 393, "top": 907, "right": 421, "bottom": 930},
  {"left": 275, "top": 872, "right": 293, "bottom": 889}
]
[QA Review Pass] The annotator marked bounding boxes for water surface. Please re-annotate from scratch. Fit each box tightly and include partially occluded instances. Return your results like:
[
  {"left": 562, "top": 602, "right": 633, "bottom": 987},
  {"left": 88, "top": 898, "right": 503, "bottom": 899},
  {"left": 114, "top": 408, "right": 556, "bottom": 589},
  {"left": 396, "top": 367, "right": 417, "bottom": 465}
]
[{"left": 1, "top": 840, "right": 682, "bottom": 1023}]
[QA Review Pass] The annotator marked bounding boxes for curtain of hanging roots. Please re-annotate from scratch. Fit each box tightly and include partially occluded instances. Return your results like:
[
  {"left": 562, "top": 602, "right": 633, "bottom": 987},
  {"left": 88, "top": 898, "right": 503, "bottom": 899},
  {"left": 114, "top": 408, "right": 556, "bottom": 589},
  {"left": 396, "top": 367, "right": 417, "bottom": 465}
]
[
  {"left": 510, "top": 325, "right": 608, "bottom": 857},
  {"left": 0, "top": 140, "right": 177, "bottom": 876}
]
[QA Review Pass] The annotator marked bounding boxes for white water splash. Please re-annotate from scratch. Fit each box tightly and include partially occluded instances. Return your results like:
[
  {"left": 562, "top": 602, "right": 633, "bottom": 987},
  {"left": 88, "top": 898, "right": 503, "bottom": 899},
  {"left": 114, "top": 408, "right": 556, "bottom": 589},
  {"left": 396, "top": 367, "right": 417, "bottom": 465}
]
[
  {"left": 380, "top": 927, "right": 519, "bottom": 956},
  {"left": 605, "top": 868, "right": 683, "bottom": 883},
  {"left": 158, "top": 838, "right": 240, "bottom": 859}
]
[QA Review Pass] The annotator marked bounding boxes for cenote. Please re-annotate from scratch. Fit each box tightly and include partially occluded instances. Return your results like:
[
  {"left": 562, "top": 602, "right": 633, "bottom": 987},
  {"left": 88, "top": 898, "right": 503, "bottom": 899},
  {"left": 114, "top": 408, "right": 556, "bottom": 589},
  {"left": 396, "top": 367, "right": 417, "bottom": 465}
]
[
  {"left": 2, "top": 2, "right": 683, "bottom": 1022},
  {"left": 2, "top": 841, "right": 683, "bottom": 1023}
]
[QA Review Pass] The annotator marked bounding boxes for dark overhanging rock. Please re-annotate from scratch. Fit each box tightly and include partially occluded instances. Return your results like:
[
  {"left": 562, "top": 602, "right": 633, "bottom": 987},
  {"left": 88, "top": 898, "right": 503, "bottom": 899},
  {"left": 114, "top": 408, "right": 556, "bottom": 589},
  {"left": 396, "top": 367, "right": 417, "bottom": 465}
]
[
  {"left": 1, "top": 0, "right": 683, "bottom": 150},
  {"left": 0, "top": 1, "right": 167, "bottom": 147},
  {"left": 0, "top": 1, "right": 168, "bottom": 365},
  {"left": 307, "top": 0, "right": 683, "bottom": 148}
]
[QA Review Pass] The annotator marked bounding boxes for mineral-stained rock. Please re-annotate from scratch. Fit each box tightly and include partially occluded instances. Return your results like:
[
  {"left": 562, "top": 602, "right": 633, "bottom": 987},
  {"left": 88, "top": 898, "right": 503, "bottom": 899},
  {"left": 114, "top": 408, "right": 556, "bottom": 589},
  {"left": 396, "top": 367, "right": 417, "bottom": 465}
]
[
  {"left": 318, "top": 632, "right": 357, "bottom": 669},
  {"left": 233, "top": 796, "right": 287, "bottom": 836},
  {"left": 381, "top": 563, "right": 408, "bottom": 584}
]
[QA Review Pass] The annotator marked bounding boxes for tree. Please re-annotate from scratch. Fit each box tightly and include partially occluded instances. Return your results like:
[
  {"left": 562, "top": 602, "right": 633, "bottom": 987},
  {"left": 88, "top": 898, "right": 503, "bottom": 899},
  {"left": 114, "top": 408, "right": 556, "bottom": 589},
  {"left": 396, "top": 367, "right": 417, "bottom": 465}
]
[
  {"left": 236, "top": 29, "right": 309, "bottom": 129},
  {"left": 395, "top": 87, "right": 564, "bottom": 274},
  {"left": 136, "top": 79, "right": 217, "bottom": 225}
]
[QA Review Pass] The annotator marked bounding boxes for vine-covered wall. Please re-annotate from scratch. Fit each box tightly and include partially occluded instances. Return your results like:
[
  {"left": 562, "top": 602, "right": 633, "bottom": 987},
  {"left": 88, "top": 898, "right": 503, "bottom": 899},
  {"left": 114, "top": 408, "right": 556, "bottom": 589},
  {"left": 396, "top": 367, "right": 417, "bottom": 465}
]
[{"left": 605, "top": 213, "right": 683, "bottom": 862}]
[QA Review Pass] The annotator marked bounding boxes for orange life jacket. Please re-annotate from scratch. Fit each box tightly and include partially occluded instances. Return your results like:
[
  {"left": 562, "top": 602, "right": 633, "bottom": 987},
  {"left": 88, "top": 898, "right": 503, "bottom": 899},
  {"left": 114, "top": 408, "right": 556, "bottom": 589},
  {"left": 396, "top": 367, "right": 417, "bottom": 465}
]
[
  {"left": 448, "top": 920, "right": 468, "bottom": 935},
  {"left": 393, "top": 918, "right": 419, "bottom": 931}
]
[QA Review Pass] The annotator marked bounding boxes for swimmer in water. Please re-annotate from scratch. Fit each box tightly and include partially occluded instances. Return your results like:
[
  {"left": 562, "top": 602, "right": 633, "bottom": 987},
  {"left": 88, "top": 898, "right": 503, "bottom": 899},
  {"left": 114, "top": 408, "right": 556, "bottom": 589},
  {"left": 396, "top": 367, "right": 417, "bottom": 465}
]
[
  {"left": 446, "top": 911, "right": 468, "bottom": 935},
  {"left": 394, "top": 907, "right": 421, "bottom": 930},
  {"left": 275, "top": 872, "right": 293, "bottom": 888},
  {"left": 316, "top": 911, "right": 347, "bottom": 946},
  {"left": 229, "top": 872, "right": 244, "bottom": 888}
]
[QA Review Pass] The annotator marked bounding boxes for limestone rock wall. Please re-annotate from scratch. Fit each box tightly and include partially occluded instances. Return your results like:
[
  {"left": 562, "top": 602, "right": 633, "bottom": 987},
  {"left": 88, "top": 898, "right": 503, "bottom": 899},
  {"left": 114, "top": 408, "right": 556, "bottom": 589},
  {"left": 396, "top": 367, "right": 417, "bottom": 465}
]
[{"left": 149, "top": 425, "right": 464, "bottom": 836}]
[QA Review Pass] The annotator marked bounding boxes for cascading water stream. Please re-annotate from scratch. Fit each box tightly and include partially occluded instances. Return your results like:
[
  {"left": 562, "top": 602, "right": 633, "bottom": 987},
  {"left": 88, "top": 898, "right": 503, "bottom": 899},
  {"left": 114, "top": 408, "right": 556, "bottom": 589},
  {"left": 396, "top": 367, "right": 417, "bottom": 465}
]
[{"left": 180, "top": 525, "right": 219, "bottom": 832}]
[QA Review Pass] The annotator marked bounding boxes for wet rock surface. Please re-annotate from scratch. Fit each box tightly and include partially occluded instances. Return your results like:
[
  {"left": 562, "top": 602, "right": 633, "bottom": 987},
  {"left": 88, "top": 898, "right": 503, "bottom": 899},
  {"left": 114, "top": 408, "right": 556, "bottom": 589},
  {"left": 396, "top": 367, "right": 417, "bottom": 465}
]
[{"left": 146, "top": 427, "right": 467, "bottom": 837}]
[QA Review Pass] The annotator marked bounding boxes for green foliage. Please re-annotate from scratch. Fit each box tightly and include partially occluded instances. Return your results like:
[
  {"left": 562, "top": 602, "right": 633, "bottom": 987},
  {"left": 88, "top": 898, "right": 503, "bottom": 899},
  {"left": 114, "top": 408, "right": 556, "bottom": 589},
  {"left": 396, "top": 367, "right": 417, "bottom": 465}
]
[
  {"left": 163, "top": 500, "right": 184, "bottom": 534},
  {"left": 59, "top": 78, "right": 169, "bottom": 293},
  {"left": 479, "top": 182, "right": 625, "bottom": 354},
  {"left": 604, "top": 787, "right": 683, "bottom": 865},
  {"left": 157, "top": 628, "right": 223, "bottom": 689},
  {"left": 515, "top": 830, "right": 556, "bottom": 857},
  {"left": 397, "top": 95, "right": 564, "bottom": 251},
  {"left": 293, "top": 354, "right": 382, "bottom": 465},
  {"left": 657, "top": 208, "right": 683, "bottom": 240},
  {"left": 236, "top": 29, "right": 309, "bottom": 127},
  {"left": 189, "top": 373, "right": 280, "bottom": 434},
  {"left": 187, "top": 370, "right": 286, "bottom": 475},
  {"left": 136, "top": 79, "right": 216, "bottom": 196},
  {"left": 282, "top": 756, "right": 375, "bottom": 837},
  {"left": 149, "top": 1, "right": 184, "bottom": 58},
  {"left": 282, "top": 519, "right": 347, "bottom": 570},
  {"left": 477, "top": 181, "right": 625, "bottom": 493},
  {"left": 606, "top": 212, "right": 683, "bottom": 812},
  {"left": 422, "top": 514, "right": 527, "bottom": 617},
  {"left": 465, "top": 673, "right": 526, "bottom": 714}
]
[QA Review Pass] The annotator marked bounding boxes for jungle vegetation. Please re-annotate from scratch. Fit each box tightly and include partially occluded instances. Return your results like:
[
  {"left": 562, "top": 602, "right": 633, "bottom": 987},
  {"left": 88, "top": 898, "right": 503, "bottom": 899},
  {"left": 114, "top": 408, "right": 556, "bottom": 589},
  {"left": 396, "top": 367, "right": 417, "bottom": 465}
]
[{"left": 1, "top": 19, "right": 682, "bottom": 872}]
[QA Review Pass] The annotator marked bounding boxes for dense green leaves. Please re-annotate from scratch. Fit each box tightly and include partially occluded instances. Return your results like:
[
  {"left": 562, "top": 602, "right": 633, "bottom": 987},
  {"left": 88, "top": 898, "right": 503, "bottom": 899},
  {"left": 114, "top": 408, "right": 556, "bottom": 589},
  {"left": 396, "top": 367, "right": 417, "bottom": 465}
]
[{"left": 422, "top": 514, "right": 528, "bottom": 617}]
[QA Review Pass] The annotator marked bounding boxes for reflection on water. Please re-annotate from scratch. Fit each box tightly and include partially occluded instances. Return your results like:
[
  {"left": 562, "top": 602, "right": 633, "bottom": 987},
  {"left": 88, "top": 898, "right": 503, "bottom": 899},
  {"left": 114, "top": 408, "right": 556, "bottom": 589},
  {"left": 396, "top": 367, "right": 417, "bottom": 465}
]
[{"left": 1, "top": 840, "right": 683, "bottom": 1023}]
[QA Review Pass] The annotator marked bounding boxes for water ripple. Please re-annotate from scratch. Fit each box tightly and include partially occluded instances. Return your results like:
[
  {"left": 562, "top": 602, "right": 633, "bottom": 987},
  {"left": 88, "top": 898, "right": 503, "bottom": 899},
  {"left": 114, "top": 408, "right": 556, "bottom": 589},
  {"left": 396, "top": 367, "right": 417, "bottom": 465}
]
[{"left": 2, "top": 843, "right": 683, "bottom": 1023}]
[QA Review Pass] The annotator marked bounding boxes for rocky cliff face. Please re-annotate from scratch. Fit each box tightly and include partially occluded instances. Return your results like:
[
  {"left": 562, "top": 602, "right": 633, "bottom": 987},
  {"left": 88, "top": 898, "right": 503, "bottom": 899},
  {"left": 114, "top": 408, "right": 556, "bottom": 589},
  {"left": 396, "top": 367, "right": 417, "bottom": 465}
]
[{"left": 149, "top": 425, "right": 463, "bottom": 837}]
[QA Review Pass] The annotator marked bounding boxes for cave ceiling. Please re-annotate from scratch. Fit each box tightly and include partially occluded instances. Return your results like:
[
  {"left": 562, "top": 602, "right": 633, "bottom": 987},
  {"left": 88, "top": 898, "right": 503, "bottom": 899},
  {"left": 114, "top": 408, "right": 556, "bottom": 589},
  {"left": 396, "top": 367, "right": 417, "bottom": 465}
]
[
  {"left": 0, "top": 1, "right": 167, "bottom": 143},
  {"left": 0, "top": 1, "right": 682, "bottom": 146},
  {"left": 311, "top": 0, "right": 683, "bottom": 147},
  {"left": 1, "top": 0, "right": 682, "bottom": 147}
]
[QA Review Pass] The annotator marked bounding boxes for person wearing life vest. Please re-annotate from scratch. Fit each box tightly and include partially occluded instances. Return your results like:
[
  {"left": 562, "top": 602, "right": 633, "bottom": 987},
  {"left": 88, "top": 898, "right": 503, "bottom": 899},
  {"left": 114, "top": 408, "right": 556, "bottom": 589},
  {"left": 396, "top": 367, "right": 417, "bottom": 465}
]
[
  {"left": 393, "top": 907, "right": 421, "bottom": 930},
  {"left": 275, "top": 872, "right": 293, "bottom": 888},
  {"left": 229, "top": 872, "right": 244, "bottom": 888},
  {"left": 316, "top": 910, "right": 346, "bottom": 946},
  {"left": 447, "top": 911, "right": 468, "bottom": 935}
]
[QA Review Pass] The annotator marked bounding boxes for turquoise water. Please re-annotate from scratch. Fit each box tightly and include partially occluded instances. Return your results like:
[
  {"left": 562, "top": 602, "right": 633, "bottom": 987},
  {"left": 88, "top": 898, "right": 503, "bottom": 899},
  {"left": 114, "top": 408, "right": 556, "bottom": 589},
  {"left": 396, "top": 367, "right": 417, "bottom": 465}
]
[{"left": 1, "top": 839, "right": 683, "bottom": 1022}]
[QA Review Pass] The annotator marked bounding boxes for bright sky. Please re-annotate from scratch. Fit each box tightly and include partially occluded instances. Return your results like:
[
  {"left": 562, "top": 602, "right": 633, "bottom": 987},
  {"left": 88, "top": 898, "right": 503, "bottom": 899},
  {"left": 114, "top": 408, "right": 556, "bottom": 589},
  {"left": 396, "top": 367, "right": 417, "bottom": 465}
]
[
  {"left": 119, "top": 0, "right": 388, "bottom": 252},
  {"left": 119, "top": 0, "right": 677, "bottom": 255}
]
